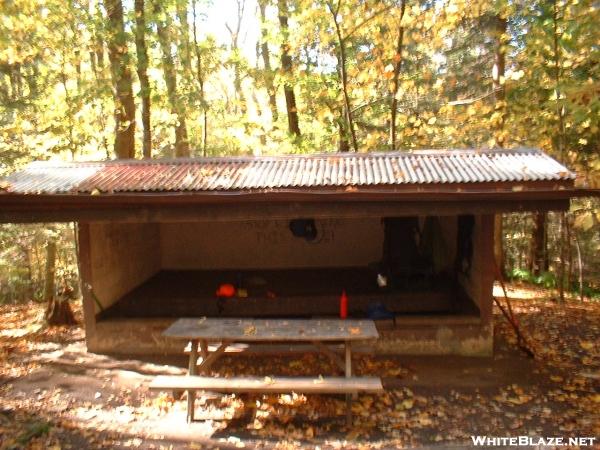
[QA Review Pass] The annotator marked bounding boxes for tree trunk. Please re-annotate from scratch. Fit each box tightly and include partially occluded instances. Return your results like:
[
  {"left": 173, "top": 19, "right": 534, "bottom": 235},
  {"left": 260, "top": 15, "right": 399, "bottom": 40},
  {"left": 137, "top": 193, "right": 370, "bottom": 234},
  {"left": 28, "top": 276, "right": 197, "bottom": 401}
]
[
  {"left": 494, "top": 214, "right": 504, "bottom": 279},
  {"left": 94, "top": 0, "right": 105, "bottom": 74},
  {"left": 192, "top": 0, "right": 209, "bottom": 156},
  {"left": 530, "top": 212, "right": 548, "bottom": 276},
  {"left": 338, "top": 112, "right": 350, "bottom": 152},
  {"left": 492, "top": 14, "right": 507, "bottom": 148},
  {"left": 552, "top": 0, "right": 566, "bottom": 162},
  {"left": 574, "top": 231, "right": 584, "bottom": 302},
  {"left": 155, "top": 1, "right": 190, "bottom": 157},
  {"left": 226, "top": 0, "right": 247, "bottom": 116},
  {"left": 259, "top": 0, "right": 278, "bottom": 122},
  {"left": 277, "top": 0, "right": 301, "bottom": 136},
  {"left": 105, "top": 0, "right": 136, "bottom": 159},
  {"left": 558, "top": 212, "right": 567, "bottom": 302},
  {"left": 96, "top": 40, "right": 104, "bottom": 74},
  {"left": 566, "top": 214, "right": 573, "bottom": 288},
  {"left": 328, "top": 3, "right": 357, "bottom": 152},
  {"left": 44, "top": 239, "right": 76, "bottom": 326},
  {"left": 134, "top": 0, "right": 152, "bottom": 158},
  {"left": 389, "top": 0, "right": 406, "bottom": 151},
  {"left": 490, "top": 12, "right": 508, "bottom": 282},
  {"left": 43, "top": 239, "right": 57, "bottom": 312},
  {"left": 232, "top": 59, "right": 246, "bottom": 115},
  {"left": 176, "top": 0, "right": 193, "bottom": 77}
]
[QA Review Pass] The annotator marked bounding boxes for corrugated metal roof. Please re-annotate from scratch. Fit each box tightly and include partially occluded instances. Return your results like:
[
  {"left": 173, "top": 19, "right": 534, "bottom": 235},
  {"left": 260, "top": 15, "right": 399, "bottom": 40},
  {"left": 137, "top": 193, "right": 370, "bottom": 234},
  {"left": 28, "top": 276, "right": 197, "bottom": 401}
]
[{"left": 1, "top": 148, "right": 575, "bottom": 195}]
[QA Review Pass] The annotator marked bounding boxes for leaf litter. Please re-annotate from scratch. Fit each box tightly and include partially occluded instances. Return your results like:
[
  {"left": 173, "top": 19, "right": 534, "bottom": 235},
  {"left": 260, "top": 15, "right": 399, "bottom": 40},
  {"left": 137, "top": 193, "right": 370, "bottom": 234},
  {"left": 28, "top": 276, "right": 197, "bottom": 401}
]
[{"left": 0, "top": 282, "right": 598, "bottom": 449}]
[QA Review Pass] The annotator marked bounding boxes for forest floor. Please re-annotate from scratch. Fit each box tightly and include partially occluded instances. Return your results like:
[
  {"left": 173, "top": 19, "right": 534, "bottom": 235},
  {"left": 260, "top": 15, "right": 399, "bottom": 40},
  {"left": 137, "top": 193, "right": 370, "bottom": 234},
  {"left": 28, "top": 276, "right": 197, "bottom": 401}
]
[{"left": 0, "top": 283, "right": 599, "bottom": 449}]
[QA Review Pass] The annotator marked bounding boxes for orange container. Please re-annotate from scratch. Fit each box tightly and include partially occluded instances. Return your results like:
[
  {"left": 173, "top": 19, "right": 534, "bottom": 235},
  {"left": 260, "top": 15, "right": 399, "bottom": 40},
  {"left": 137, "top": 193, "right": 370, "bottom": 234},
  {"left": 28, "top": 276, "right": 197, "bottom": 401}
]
[{"left": 216, "top": 283, "right": 236, "bottom": 297}]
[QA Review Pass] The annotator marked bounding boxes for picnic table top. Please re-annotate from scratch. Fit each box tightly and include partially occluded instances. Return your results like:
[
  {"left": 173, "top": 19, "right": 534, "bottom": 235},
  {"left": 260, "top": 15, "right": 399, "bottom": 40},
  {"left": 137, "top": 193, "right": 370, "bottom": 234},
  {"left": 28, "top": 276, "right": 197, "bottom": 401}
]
[{"left": 162, "top": 318, "right": 379, "bottom": 342}]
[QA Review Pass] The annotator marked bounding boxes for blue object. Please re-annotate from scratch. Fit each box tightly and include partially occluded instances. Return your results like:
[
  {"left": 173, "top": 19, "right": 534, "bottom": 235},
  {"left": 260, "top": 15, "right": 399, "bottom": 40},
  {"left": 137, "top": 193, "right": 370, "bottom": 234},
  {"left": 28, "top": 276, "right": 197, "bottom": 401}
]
[{"left": 367, "top": 302, "right": 395, "bottom": 320}]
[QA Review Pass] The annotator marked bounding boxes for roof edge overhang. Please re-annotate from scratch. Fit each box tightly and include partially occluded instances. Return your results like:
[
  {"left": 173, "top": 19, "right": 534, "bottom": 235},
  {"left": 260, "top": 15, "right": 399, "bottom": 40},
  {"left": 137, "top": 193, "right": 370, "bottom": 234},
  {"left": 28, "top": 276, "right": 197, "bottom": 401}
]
[{"left": 0, "top": 184, "right": 592, "bottom": 224}]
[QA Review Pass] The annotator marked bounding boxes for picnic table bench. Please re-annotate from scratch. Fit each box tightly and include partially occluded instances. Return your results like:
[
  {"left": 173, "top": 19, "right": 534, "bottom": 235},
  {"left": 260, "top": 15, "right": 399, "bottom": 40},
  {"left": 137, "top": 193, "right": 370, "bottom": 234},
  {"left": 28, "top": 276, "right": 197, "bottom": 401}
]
[{"left": 149, "top": 318, "right": 382, "bottom": 425}]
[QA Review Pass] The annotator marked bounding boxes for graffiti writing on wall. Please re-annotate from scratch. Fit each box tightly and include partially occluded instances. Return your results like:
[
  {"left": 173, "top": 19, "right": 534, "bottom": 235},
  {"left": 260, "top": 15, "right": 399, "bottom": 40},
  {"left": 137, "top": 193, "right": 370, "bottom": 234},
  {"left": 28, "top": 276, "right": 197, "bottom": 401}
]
[{"left": 248, "top": 220, "right": 338, "bottom": 245}]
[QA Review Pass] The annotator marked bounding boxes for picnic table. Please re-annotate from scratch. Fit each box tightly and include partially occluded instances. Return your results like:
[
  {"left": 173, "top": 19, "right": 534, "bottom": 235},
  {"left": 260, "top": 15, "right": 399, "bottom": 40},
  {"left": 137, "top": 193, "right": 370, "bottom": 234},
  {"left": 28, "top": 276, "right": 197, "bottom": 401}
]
[{"left": 152, "top": 318, "right": 381, "bottom": 424}]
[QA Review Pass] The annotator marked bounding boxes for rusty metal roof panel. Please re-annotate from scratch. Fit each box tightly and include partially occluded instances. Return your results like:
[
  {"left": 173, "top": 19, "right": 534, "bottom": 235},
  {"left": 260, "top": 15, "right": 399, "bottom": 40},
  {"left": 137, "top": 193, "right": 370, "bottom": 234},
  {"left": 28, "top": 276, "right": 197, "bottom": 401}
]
[{"left": 1, "top": 148, "right": 576, "bottom": 195}]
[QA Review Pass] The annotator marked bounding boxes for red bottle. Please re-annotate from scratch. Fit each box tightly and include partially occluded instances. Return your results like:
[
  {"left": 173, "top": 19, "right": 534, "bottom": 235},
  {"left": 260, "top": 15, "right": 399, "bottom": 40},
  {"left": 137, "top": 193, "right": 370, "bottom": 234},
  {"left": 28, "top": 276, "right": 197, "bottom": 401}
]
[{"left": 340, "top": 290, "right": 348, "bottom": 319}]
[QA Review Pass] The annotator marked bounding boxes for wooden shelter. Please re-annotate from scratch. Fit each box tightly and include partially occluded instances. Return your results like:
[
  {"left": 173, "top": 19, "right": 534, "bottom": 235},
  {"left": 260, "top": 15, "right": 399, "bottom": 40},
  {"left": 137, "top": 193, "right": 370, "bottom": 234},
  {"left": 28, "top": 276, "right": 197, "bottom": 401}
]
[{"left": 0, "top": 148, "right": 581, "bottom": 356}]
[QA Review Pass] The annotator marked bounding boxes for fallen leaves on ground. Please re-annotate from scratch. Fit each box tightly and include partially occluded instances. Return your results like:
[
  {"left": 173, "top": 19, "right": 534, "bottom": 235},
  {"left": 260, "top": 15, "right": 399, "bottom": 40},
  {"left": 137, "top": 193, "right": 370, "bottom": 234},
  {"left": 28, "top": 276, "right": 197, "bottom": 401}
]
[{"left": 0, "top": 283, "right": 599, "bottom": 449}]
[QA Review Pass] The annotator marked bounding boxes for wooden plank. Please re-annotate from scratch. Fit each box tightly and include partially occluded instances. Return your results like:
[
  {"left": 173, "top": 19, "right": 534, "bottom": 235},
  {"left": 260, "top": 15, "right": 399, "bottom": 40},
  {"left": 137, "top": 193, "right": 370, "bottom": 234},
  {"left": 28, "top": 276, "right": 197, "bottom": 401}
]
[
  {"left": 187, "top": 339, "right": 198, "bottom": 423},
  {"left": 149, "top": 375, "right": 383, "bottom": 394},
  {"left": 77, "top": 223, "right": 97, "bottom": 344},
  {"left": 163, "top": 318, "right": 379, "bottom": 342},
  {"left": 391, "top": 315, "right": 481, "bottom": 326},
  {"left": 0, "top": 199, "right": 572, "bottom": 224},
  {"left": 479, "top": 214, "right": 495, "bottom": 325}
]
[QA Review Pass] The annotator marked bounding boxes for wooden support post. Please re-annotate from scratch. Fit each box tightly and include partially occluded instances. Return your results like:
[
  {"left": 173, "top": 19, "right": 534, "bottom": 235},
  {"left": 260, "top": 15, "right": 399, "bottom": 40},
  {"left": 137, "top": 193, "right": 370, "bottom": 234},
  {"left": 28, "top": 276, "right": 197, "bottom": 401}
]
[
  {"left": 187, "top": 339, "right": 198, "bottom": 423},
  {"left": 199, "top": 339, "right": 208, "bottom": 361},
  {"left": 345, "top": 341, "right": 352, "bottom": 427},
  {"left": 77, "top": 223, "right": 98, "bottom": 348}
]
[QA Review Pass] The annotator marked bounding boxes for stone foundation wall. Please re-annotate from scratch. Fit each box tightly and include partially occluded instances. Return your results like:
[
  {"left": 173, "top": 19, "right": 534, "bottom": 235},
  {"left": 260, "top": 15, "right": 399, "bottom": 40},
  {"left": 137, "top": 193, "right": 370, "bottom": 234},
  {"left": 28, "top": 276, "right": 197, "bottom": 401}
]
[{"left": 88, "top": 318, "right": 493, "bottom": 357}]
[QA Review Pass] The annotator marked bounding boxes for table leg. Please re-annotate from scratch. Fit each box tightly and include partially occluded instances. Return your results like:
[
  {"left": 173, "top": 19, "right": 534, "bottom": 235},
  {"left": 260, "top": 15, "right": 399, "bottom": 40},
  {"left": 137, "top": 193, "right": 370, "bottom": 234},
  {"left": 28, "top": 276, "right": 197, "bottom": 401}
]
[
  {"left": 187, "top": 339, "right": 198, "bottom": 423},
  {"left": 345, "top": 341, "right": 352, "bottom": 427},
  {"left": 197, "top": 340, "right": 231, "bottom": 373},
  {"left": 199, "top": 339, "right": 208, "bottom": 362}
]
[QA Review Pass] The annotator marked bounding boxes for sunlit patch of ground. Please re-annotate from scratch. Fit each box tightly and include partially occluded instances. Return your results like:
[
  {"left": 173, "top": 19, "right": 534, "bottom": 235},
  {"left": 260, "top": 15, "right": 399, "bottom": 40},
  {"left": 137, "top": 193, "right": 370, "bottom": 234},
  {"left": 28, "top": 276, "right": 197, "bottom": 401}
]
[{"left": 1, "top": 285, "right": 599, "bottom": 449}]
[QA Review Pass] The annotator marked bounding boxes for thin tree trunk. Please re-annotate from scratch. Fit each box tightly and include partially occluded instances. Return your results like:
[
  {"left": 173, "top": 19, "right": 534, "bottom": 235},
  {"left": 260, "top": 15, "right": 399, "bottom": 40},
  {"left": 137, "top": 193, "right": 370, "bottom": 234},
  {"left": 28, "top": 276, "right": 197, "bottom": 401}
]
[
  {"left": 327, "top": 1, "right": 357, "bottom": 152},
  {"left": 551, "top": 0, "right": 566, "bottom": 301},
  {"left": 134, "top": 0, "right": 152, "bottom": 158},
  {"left": 96, "top": 41, "right": 104, "bottom": 72},
  {"left": 337, "top": 37, "right": 357, "bottom": 151},
  {"left": 90, "top": 0, "right": 110, "bottom": 157},
  {"left": 226, "top": 0, "right": 247, "bottom": 116},
  {"left": 43, "top": 239, "right": 57, "bottom": 308},
  {"left": 494, "top": 214, "right": 504, "bottom": 279},
  {"left": 389, "top": 0, "right": 406, "bottom": 151},
  {"left": 176, "top": 0, "right": 193, "bottom": 77},
  {"left": 338, "top": 112, "right": 350, "bottom": 152},
  {"left": 23, "top": 245, "right": 34, "bottom": 301},
  {"left": 94, "top": 0, "right": 105, "bottom": 75},
  {"left": 258, "top": 0, "right": 278, "bottom": 122},
  {"left": 155, "top": 1, "right": 190, "bottom": 157},
  {"left": 89, "top": 49, "right": 97, "bottom": 77},
  {"left": 59, "top": 39, "right": 76, "bottom": 160},
  {"left": 552, "top": 0, "right": 566, "bottom": 162},
  {"left": 491, "top": 14, "right": 508, "bottom": 270},
  {"left": 74, "top": 49, "right": 82, "bottom": 92},
  {"left": 232, "top": 59, "right": 246, "bottom": 115},
  {"left": 192, "top": 0, "right": 208, "bottom": 155},
  {"left": 517, "top": 216, "right": 524, "bottom": 269},
  {"left": 43, "top": 238, "right": 76, "bottom": 325},
  {"left": 492, "top": 14, "right": 507, "bottom": 148},
  {"left": 105, "top": 0, "right": 136, "bottom": 159},
  {"left": 278, "top": 0, "right": 301, "bottom": 136},
  {"left": 558, "top": 213, "right": 567, "bottom": 302},
  {"left": 574, "top": 232, "right": 584, "bottom": 302},
  {"left": 566, "top": 215, "right": 573, "bottom": 288},
  {"left": 530, "top": 212, "right": 547, "bottom": 276},
  {"left": 203, "top": 110, "right": 208, "bottom": 156}
]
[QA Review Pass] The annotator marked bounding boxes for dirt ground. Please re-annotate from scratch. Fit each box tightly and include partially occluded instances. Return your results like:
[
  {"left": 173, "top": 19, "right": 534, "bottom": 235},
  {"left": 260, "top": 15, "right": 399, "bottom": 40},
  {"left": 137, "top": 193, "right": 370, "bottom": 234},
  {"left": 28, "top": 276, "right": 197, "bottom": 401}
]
[{"left": 1, "top": 283, "right": 599, "bottom": 449}]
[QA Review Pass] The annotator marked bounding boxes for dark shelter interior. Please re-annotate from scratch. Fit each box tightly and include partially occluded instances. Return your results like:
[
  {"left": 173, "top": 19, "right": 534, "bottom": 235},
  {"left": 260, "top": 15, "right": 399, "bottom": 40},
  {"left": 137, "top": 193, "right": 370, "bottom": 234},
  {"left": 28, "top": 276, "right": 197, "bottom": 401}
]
[{"left": 98, "top": 215, "right": 480, "bottom": 321}]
